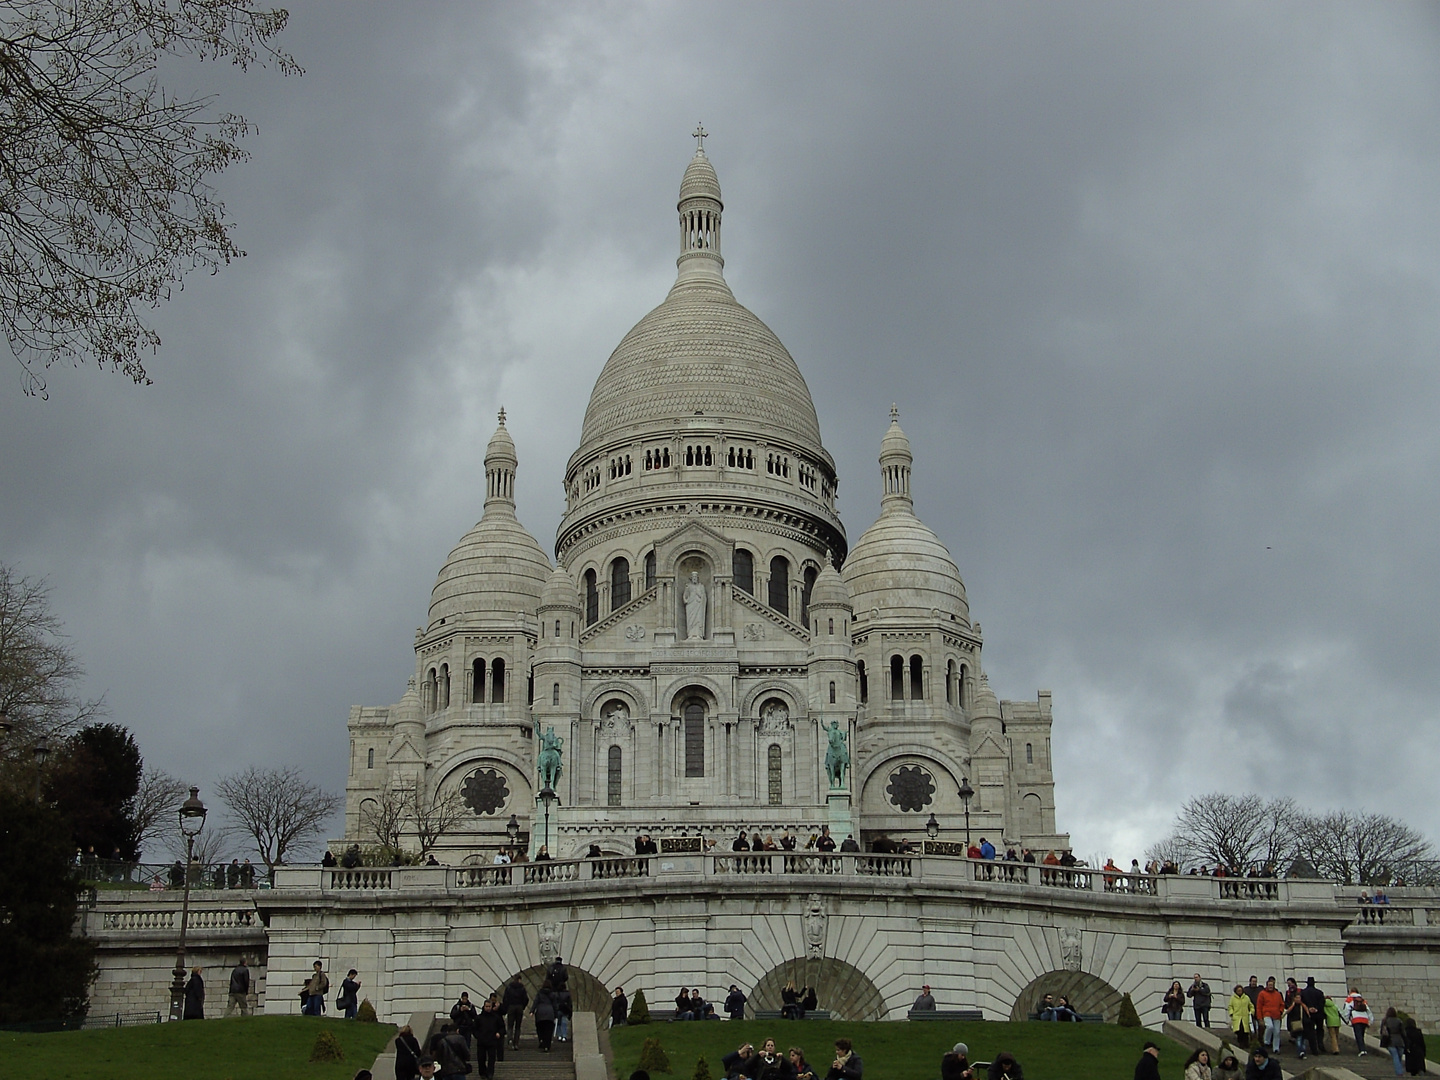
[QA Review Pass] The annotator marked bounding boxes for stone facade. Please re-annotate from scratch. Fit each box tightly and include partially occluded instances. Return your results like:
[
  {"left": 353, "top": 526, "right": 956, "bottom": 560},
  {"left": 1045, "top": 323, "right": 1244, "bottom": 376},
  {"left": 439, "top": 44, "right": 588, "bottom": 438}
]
[{"left": 343, "top": 138, "right": 1066, "bottom": 863}]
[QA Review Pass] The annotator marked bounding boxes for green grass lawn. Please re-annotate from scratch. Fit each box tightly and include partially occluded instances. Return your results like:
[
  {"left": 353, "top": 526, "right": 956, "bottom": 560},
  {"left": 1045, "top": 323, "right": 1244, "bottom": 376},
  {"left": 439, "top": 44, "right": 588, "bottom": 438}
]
[
  {"left": 0, "top": 1015, "right": 396, "bottom": 1080},
  {"left": 611, "top": 1020, "right": 1193, "bottom": 1080}
]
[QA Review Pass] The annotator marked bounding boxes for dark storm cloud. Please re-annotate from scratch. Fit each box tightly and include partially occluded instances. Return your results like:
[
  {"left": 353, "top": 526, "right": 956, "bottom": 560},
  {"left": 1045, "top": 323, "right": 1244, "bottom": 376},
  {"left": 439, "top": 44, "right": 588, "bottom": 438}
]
[{"left": 1, "top": 2, "right": 1436, "bottom": 858}]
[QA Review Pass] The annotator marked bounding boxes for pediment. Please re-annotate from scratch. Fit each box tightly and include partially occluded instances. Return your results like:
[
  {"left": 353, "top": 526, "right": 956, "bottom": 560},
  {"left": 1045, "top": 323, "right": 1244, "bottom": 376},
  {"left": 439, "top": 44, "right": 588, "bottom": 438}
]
[
  {"left": 653, "top": 516, "right": 733, "bottom": 568},
  {"left": 733, "top": 586, "right": 810, "bottom": 646},
  {"left": 969, "top": 731, "right": 1009, "bottom": 759},
  {"left": 388, "top": 734, "right": 426, "bottom": 765}
]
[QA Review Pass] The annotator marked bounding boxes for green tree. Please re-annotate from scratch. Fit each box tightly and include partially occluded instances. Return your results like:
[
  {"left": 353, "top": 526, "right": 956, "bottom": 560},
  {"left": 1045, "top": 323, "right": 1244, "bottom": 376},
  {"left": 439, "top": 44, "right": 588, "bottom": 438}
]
[
  {"left": 693, "top": 1057, "right": 713, "bottom": 1080},
  {"left": 0, "top": 0, "right": 300, "bottom": 396},
  {"left": 0, "top": 787, "right": 97, "bottom": 1021},
  {"left": 628, "top": 987, "right": 651, "bottom": 1024},
  {"left": 637, "top": 1036, "right": 671, "bottom": 1074},
  {"left": 1118, "top": 992, "right": 1142, "bottom": 1028},
  {"left": 45, "top": 722, "right": 142, "bottom": 858}
]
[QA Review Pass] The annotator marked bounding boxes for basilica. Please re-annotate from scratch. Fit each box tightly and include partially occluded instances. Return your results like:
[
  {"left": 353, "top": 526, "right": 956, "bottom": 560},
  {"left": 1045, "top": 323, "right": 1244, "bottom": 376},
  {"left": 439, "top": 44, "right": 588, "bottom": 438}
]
[{"left": 343, "top": 137, "right": 1067, "bottom": 861}]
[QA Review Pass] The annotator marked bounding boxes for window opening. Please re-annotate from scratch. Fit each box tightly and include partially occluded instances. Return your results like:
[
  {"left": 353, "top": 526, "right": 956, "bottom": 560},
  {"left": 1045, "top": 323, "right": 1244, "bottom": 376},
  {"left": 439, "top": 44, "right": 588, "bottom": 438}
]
[
  {"left": 767, "top": 744, "right": 782, "bottom": 805},
  {"left": 858, "top": 661, "right": 868, "bottom": 704},
  {"left": 608, "top": 746, "right": 622, "bottom": 807},
  {"left": 733, "top": 549, "right": 754, "bottom": 594},
  {"left": 472, "top": 658, "right": 485, "bottom": 704},
  {"left": 768, "top": 556, "right": 789, "bottom": 616},
  {"left": 611, "top": 557, "right": 631, "bottom": 609},
  {"left": 909, "top": 655, "right": 923, "bottom": 700},
  {"left": 890, "top": 655, "right": 904, "bottom": 701},
  {"left": 491, "top": 658, "right": 506, "bottom": 703},
  {"left": 684, "top": 701, "right": 705, "bottom": 777},
  {"left": 584, "top": 569, "right": 599, "bottom": 626},
  {"left": 829, "top": 681, "right": 837, "bottom": 704},
  {"left": 645, "top": 551, "right": 656, "bottom": 590},
  {"left": 551, "top": 682, "right": 560, "bottom": 706},
  {"left": 367, "top": 747, "right": 374, "bottom": 769}
]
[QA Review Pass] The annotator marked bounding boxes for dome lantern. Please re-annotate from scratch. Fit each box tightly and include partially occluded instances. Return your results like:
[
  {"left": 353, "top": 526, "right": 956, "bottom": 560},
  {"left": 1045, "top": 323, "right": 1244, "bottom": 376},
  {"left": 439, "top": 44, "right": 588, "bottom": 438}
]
[
  {"left": 676, "top": 123, "right": 725, "bottom": 285},
  {"left": 880, "top": 403, "right": 914, "bottom": 514},
  {"left": 484, "top": 407, "right": 519, "bottom": 517}
]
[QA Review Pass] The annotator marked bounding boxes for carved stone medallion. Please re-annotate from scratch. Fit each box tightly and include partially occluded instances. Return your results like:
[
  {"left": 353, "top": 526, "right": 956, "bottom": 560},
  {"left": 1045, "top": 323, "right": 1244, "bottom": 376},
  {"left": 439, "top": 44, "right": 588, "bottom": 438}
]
[
  {"left": 460, "top": 767, "right": 510, "bottom": 816},
  {"left": 885, "top": 764, "right": 936, "bottom": 813},
  {"left": 804, "top": 894, "right": 827, "bottom": 958}
]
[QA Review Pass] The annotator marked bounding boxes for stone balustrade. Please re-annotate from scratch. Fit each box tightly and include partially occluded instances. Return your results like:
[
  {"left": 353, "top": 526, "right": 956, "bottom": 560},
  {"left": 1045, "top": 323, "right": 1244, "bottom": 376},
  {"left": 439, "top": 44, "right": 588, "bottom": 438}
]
[{"left": 271, "top": 853, "right": 1342, "bottom": 905}]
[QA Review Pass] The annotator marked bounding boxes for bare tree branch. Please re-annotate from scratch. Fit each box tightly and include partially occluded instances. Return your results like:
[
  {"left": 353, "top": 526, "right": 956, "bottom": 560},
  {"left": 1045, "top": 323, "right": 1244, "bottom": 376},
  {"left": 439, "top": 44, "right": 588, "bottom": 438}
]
[
  {"left": 213, "top": 765, "right": 340, "bottom": 877},
  {"left": 0, "top": 0, "right": 300, "bottom": 395},
  {"left": 405, "top": 778, "right": 467, "bottom": 857},
  {"left": 131, "top": 765, "right": 187, "bottom": 858},
  {"left": 1150, "top": 793, "right": 1302, "bottom": 872},
  {"left": 1298, "top": 810, "right": 1434, "bottom": 885},
  {"left": 358, "top": 785, "right": 407, "bottom": 852}
]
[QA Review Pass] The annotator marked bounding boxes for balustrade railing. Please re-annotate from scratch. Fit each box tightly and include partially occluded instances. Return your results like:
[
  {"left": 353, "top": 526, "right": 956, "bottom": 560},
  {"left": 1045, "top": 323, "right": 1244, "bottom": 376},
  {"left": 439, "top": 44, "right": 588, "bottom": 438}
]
[
  {"left": 99, "top": 907, "right": 257, "bottom": 931},
  {"left": 328, "top": 869, "right": 393, "bottom": 890}
]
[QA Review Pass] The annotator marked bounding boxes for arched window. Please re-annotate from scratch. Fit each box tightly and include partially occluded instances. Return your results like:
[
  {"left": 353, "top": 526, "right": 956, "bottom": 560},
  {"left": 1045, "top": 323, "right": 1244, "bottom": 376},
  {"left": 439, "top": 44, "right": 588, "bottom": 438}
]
[
  {"left": 800, "top": 565, "right": 818, "bottom": 625},
  {"left": 1026, "top": 743, "right": 1034, "bottom": 765},
  {"left": 958, "top": 664, "right": 968, "bottom": 709},
  {"left": 551, "top": 682, "right": 560, "bottom": 706},
  {"left": 733, "top": 549, "right": 754, "bottom": 594},
  {"left": 910, "top": 655, "right": 924, "bottom": 700},
  {"left": 472, "top": 658, "right": 485, "bottom": 703},
  {"left": 607, "top": 745, "right": 622, "bottom": 807},
  {"left": 946, "top": 660, "right": 956, "bottom": 705},
  {"left": 440, "top": 664, "right": 451, "bottom": 709},
  {"left": 828, "top": 618, "right": 834, "bottom": 635},
  {"left": 425, "top": 668, "right": 437, "bottom": 713},
  {"left": 829, "top": 681, "right": 837, "bottom": 704},
  {"left": 554, "top": 619, "right": 561, "bottom": 638},
  {"left": 683, "top": 700, "right": 705, "bottom": 777},
  {"left": 491, "top": 658, "right": 506, "bottom": 703},
  {"left": 890, "top": 655, "right": 904, "bottom": 701},
  {"left": 767, "top": 744, "right": 782, "bottom": 805},
  {"left": 366, "top": 747, "right": 374, "bottom": 769},
  {"left": 527, "top": 670, "right": 534, "bottom": 705},
  {"left": 645, "top": 551, "right": 656, "bottom": 590},
  {"left": 584, "top": 569, "right": 599, "bottom": 626},
  {"left": 611, "top": 557, "right": 631, "bottom": 609},
  {"left": 768, "top": 556, "right": 789, "bottom": 616},
  {"left": 858, "top": 661, "right": 868, "bottom": 704}
]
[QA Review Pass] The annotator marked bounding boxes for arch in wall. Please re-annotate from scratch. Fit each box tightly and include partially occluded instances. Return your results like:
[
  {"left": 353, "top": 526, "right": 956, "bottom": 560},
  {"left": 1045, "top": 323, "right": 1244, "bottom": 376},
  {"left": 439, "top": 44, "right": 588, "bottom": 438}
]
[
  {"left": 738, "top": 681, "right": 804, "bottom": 719},
  {"left": 495, "top": 963, "right": 612, "bottom": 1019},
  {"left": 1008, "top": 969, "right": 1125, "bottom": 1023},
  {"left": 748, "top": 957, "right": 886, "bottom": 1021}
]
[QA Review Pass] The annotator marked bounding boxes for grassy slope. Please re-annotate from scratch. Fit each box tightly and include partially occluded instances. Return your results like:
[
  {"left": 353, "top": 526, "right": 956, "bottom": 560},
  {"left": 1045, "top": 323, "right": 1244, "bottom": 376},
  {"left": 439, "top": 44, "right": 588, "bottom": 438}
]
[
  {"left": 611, "top": 1020, "right": 1192, "bottom": 1080},
  {"left": 0, "top": 1016, "right": 395, "bottom": 1080}
]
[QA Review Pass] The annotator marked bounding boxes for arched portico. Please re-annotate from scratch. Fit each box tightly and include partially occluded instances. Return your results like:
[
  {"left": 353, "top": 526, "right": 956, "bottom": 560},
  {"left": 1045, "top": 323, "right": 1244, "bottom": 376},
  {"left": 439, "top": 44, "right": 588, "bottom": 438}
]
[
  {"left": 497, "top": 962, "right": 612, "bottom": 1020},
  {"left": 749, "top": 957, "right": 885, "bottom": 1021},
  {"left": 1008, "top": 970, "right": 1125, "bottom": 1023}
]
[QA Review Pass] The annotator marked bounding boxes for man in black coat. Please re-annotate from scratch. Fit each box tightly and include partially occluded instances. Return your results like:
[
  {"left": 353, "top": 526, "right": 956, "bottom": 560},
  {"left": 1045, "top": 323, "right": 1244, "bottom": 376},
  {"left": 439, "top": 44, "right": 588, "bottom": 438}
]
[
  {"left": 825, "top": 1038, "right": 861, "bottom": 1080},
  {"left": 1133, "top": 1042, "right": 1161, "bottom": 1080},
  {"left": 474, "top": 998, "right": 506, "bottom": 1080},
  {"left": 722, "top": 1043, "right": 756, "bottom": 1080},
  {"left": 429, "top": 1023, "right": 471, "bottom": 1080},
  {"left": 503, "top": 976, "right": 529, "bottom": 1050},
  {"left": 1245, "top": 1047, "right": 1282, "bottom": 1080},
  {"left": 1187, "top": 973, "right": 1213, "bottom": 1028},
  {"left": 451, "top": 992, "right": 478, "bottom": 1049},
  {"left": 724, "top": 985, "right": 746, "bottom": 1020},
  {"left": 1299, "top": 977, "right": 1326, "bottom": 1055},
  {"left": 226, "top": 958, "right": 251, "bottom": 1016}
]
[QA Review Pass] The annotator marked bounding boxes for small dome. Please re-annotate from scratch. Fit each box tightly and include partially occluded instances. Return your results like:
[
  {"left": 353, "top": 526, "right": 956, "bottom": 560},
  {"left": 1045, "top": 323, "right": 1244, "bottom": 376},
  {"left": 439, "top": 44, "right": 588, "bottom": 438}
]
[
  {"left": 540, "top": 565, "right": 581, "bottom": 611},
  {"left": 809, "top": 561, "right": 851, "bottom": 609},
  {"left": 843, "top": 512, "right": 968, "bottom": 624},
  {"left": 428, "top": 517, "right": 551, "bottom": 628},
  {"left": 485, "top": 414, "right": 517, "bottom": 466},
  {"left": 679, "top": 150, "right": 723, "bottom": 204},
  {"left": 971, "top": 674, "right": 1001, "bottom": 720}
]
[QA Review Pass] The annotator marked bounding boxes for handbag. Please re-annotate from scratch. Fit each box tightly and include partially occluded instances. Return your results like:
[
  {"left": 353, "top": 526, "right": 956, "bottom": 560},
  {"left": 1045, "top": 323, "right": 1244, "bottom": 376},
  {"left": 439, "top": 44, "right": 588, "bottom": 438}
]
[{"left": 1380, "top": 1028, "right": 1391, "bottom": 1048}]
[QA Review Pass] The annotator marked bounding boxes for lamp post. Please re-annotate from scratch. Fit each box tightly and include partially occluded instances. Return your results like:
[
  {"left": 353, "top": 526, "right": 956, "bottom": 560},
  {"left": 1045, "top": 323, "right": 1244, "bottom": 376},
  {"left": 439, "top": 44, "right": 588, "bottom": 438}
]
[
  {"left": 506, "top": 813, "right": 520, "bottom": 853},
  {"left": 167, "top": 787, "right": 207, "bottom": 1021},
  {"left": 958, "top": 777, "right": 974, "bottom": 849},
  {"left": 537, "top": 787, "right": 556, "bottom": 858},
  {"left": 925, "top": 813, "right": 940, "bottom": 840},
  {"left": 32, "top": 736, "right": 49, "bottom": 802}
]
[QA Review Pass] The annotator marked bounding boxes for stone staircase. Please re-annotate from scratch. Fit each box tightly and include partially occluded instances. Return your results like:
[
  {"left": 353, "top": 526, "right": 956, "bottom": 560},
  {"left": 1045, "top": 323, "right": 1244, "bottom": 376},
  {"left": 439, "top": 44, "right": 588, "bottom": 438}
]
[
  {"left": 1163, "top": 1020, "right": 1437, "bottom": 1080},
  {"left": 499, "top": 1033, "right": 577, "bottom": 1080},
  {"left": 368, "top": 1011, "right": 596, "bottom": 1080}
]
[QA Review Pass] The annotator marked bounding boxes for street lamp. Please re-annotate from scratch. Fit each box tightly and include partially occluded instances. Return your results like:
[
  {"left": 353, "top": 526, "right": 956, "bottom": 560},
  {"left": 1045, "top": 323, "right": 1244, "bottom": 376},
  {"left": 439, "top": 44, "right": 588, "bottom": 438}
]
[
  {"left": 506, "top": 813, "right": 520, "bottom": 848},
  {"left": 167, "top": 787, "right": 207, "bottom": 1021},
  {"left": 536, "top": 787, "right": 556, "bottom": 859},
  {"left": 925, "top": 813, "right": 940, "bottom": 840},
  {"left": 957, "top": 777, "right": 974, "bottom": 849},
  {"left": 33, "top": 736, "right": 50, "bottom": 801}
]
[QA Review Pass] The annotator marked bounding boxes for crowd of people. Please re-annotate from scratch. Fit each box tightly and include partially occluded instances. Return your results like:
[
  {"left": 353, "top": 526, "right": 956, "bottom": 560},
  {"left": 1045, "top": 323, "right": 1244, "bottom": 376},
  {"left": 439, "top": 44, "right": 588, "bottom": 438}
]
[
  {"left": 1159, "top": 972, "right": 1427, "bottom": 1076},
  {"left": 719, "top": 1035, "right": 861, "bottom": 1080}
]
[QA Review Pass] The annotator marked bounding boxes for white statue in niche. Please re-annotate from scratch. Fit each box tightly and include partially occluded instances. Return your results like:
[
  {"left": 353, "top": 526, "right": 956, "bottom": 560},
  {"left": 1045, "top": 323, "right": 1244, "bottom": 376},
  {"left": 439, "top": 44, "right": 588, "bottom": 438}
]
[{"left": 683, "top": 571, "right": 707, "bottom": 640}]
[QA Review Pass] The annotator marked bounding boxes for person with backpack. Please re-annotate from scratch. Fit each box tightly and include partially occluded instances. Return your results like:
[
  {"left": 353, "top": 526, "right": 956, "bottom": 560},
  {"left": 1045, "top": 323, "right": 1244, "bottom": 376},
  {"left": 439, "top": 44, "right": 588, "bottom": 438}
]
[
  {"left": 1343, "top": 988, "right": 1373, "bottom": 1056},
  {"left": 1380, "top": 1006, "right": 1407, "bottom": 1077},
  {"left": 338, "top": 969, "right": 362, "bottom": 1020},
  {"left": 554, "top": 983, "right": 573, "bottom": 1042},
  {"left": 502, "top": 976, "right": 529, "bottom": 1051},
  {"left": 428, "top": 1023, "right": 471, "bottom": 1080}
]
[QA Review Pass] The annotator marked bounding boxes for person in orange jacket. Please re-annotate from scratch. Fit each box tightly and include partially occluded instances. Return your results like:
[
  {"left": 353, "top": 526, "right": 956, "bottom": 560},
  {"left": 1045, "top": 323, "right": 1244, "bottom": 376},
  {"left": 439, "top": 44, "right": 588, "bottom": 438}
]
[{"left": 1255, "top": 977, "right": 1287, "bottom": 1056}]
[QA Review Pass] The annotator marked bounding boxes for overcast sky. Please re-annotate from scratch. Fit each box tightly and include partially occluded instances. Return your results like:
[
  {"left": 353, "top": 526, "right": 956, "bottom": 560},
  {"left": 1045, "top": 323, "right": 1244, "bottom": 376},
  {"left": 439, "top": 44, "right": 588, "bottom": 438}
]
[{"left": 3, "top": 2, "right": 1438, "bottom": 863}]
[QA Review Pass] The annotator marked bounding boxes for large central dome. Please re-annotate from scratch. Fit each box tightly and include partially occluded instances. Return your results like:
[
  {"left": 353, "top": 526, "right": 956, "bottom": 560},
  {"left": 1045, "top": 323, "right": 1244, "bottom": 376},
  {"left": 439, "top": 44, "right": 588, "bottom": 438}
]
[
  {"left": 578, "top": 281, "right": 824, "bottom": 454},
  {"left": 572, "top": 143, "right": 826, "bottom": 466}
]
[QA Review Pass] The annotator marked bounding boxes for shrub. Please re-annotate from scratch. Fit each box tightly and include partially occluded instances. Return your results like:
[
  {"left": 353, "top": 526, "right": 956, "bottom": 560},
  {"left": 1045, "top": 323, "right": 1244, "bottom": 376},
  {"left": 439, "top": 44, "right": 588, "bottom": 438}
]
[
  {"left": 694, "top": 1056, "right": 712, "bottom": 1080},
  {"left": 637, "top": 1036, "right": 671, "bottom": 1074},
  {"left": 629, "top": 988, "right": 651, "bottom": 1025},
  {"left": 1118, "top": 992, "right": 1142, "bottom": 1028},
  {"left": 356, "top": 997, "right": 378, "bottom": 1023},
  {"left": 309, "top": 1028, "right": 346, "bottom": 1062}
]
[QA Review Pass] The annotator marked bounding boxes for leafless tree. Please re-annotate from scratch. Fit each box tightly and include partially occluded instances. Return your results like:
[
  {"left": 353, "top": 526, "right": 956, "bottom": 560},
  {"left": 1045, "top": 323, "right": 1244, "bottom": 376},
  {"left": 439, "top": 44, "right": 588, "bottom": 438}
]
[
  {"left": 131, "top": 765, "right": 188, "bottom": 858},
  {"left": 163, "top": 819, "right": 229, "bottom": 866},
  {"left": 0, "top": 563, "right": 104, "bottom": 783},
  {"left": 405, "top": 778, "right": 468, "bottom": 857},
  {"left": 1298, "top": 810, "right": 1434, "bottom": 886},
  {"left": 213, "top": 765, "right": 341, "bottom": 877},
  {"left": 358, "top": 785, "right": 407, "bottom": 852},
  {"left": 1148, "top": 793, "right": 1302, "bottom": 872},
  {"left": 0, "top": 0, "right": 300, "bottom": 395}
]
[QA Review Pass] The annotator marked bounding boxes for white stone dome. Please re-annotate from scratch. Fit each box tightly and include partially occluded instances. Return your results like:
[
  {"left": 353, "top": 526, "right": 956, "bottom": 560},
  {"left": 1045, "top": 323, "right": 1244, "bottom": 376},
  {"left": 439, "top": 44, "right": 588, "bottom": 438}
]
[
  {"left": 678, "top": 149, "right": 723, "bottom": 203},
  {"left": 809, "top": 561, "right": 851, "bottom": 609},
  {"left": 428, "top": 412, "right": 551, "bottom": 628},
  {"left": 539, "top": 565, "right": 581, "bottom": 611},
  {"left": 843, "top": 409, "right": 969, "bottom": 624}
]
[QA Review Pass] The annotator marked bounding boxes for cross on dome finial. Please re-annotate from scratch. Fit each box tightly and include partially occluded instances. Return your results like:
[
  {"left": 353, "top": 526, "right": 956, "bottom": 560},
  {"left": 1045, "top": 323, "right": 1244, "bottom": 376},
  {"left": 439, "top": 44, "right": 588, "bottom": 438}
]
[
  {"left": 890, "top": 403, "right": 899, "bottom": 422},
  {"left": 693, "top": 122, "right": 707, "bottom": 151},
  {"left": 497, "top": 406, "right": 506, "bottom": 425}
]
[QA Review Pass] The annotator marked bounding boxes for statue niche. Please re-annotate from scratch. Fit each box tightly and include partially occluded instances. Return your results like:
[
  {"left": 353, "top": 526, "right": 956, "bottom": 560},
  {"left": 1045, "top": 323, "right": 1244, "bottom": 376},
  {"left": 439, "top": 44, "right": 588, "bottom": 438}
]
[{"left": 676, "top": 556, "right": 711, "bottom": 641}]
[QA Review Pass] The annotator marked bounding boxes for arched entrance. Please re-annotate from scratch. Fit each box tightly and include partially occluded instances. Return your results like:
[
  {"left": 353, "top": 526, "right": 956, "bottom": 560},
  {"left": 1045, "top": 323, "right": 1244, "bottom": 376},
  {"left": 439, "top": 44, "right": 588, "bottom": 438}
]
[
  {"left": 749, "top": 958, "right": 885, "bottom": 1021},
  {"left": 496, "top": 963, "right": 612, "bottom": 1019},
  {"left": 1008, "top": 970, "right": 1124, "bottom": 1023}
]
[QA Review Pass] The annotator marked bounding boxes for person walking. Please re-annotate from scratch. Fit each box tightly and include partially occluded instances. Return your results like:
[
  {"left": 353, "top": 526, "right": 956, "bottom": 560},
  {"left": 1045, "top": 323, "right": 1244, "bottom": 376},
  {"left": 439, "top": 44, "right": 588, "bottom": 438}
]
[
  {"left": 1255, "top": 978, "right": 1285, "bottom": 1056},
  {"left": 555, "top": 983, "right": 573, "bottom": 1042},
  {"left": 451, "top": 992, "right": 477, "bottom": 1049},
  {"left": 394, "top": 1024, "right": 424, "bottom": 1080},
  {"left": 340, "top": 970, "right": 362, "bottom": 1020},
  {"left": 1283, "top": 979, "right": 1306, "bottom": 1057},
  {"left": 1380, "top": 1007, "right": 1407, "bottom": 1077},
  {"left": 503, "top": 975, "right": 528, "bottom": 1050},
  {"left": 1324, "top": 996, "right": 1343, "bottom": 1055},
  {"left": 611, "top": 985, "right": 629, "bottom": 1029},
  {"left": 304, "top": 961, "right": 330, "bottom": 1016},
  {"left": 1402, "top": 1019, "right": 1426, "bottom": 1077},
  {"left": 431, "top": 1023, "right": 471, "bottom": 1080},
  {"left": 1163, "top": 982, "right": 1186, "bottom": 1022},
  {"left": 474, "top": 997, "right": 506, "bottom": 1080},
  {"left": 183, "top": 967, "right": 205, "bottom": 1020},
  {"left": 531, "top": 979, "right": 557, "bottom": 1052},
  {"left": 1299, "top": 978, "right": 1325, "bottom": 1057},
  {"left": 1188, "top": 974, "right": 1214, "bottom": 1028},
  {"left": 1343, "top": 988, "right": 1373, "bottom": 1056},
  {"left": 226, "top": 958, "right": 251, "bottom": 1017},
  {"left": 1227, "top": 986, "right": 1254, "bottom": 1049}
]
